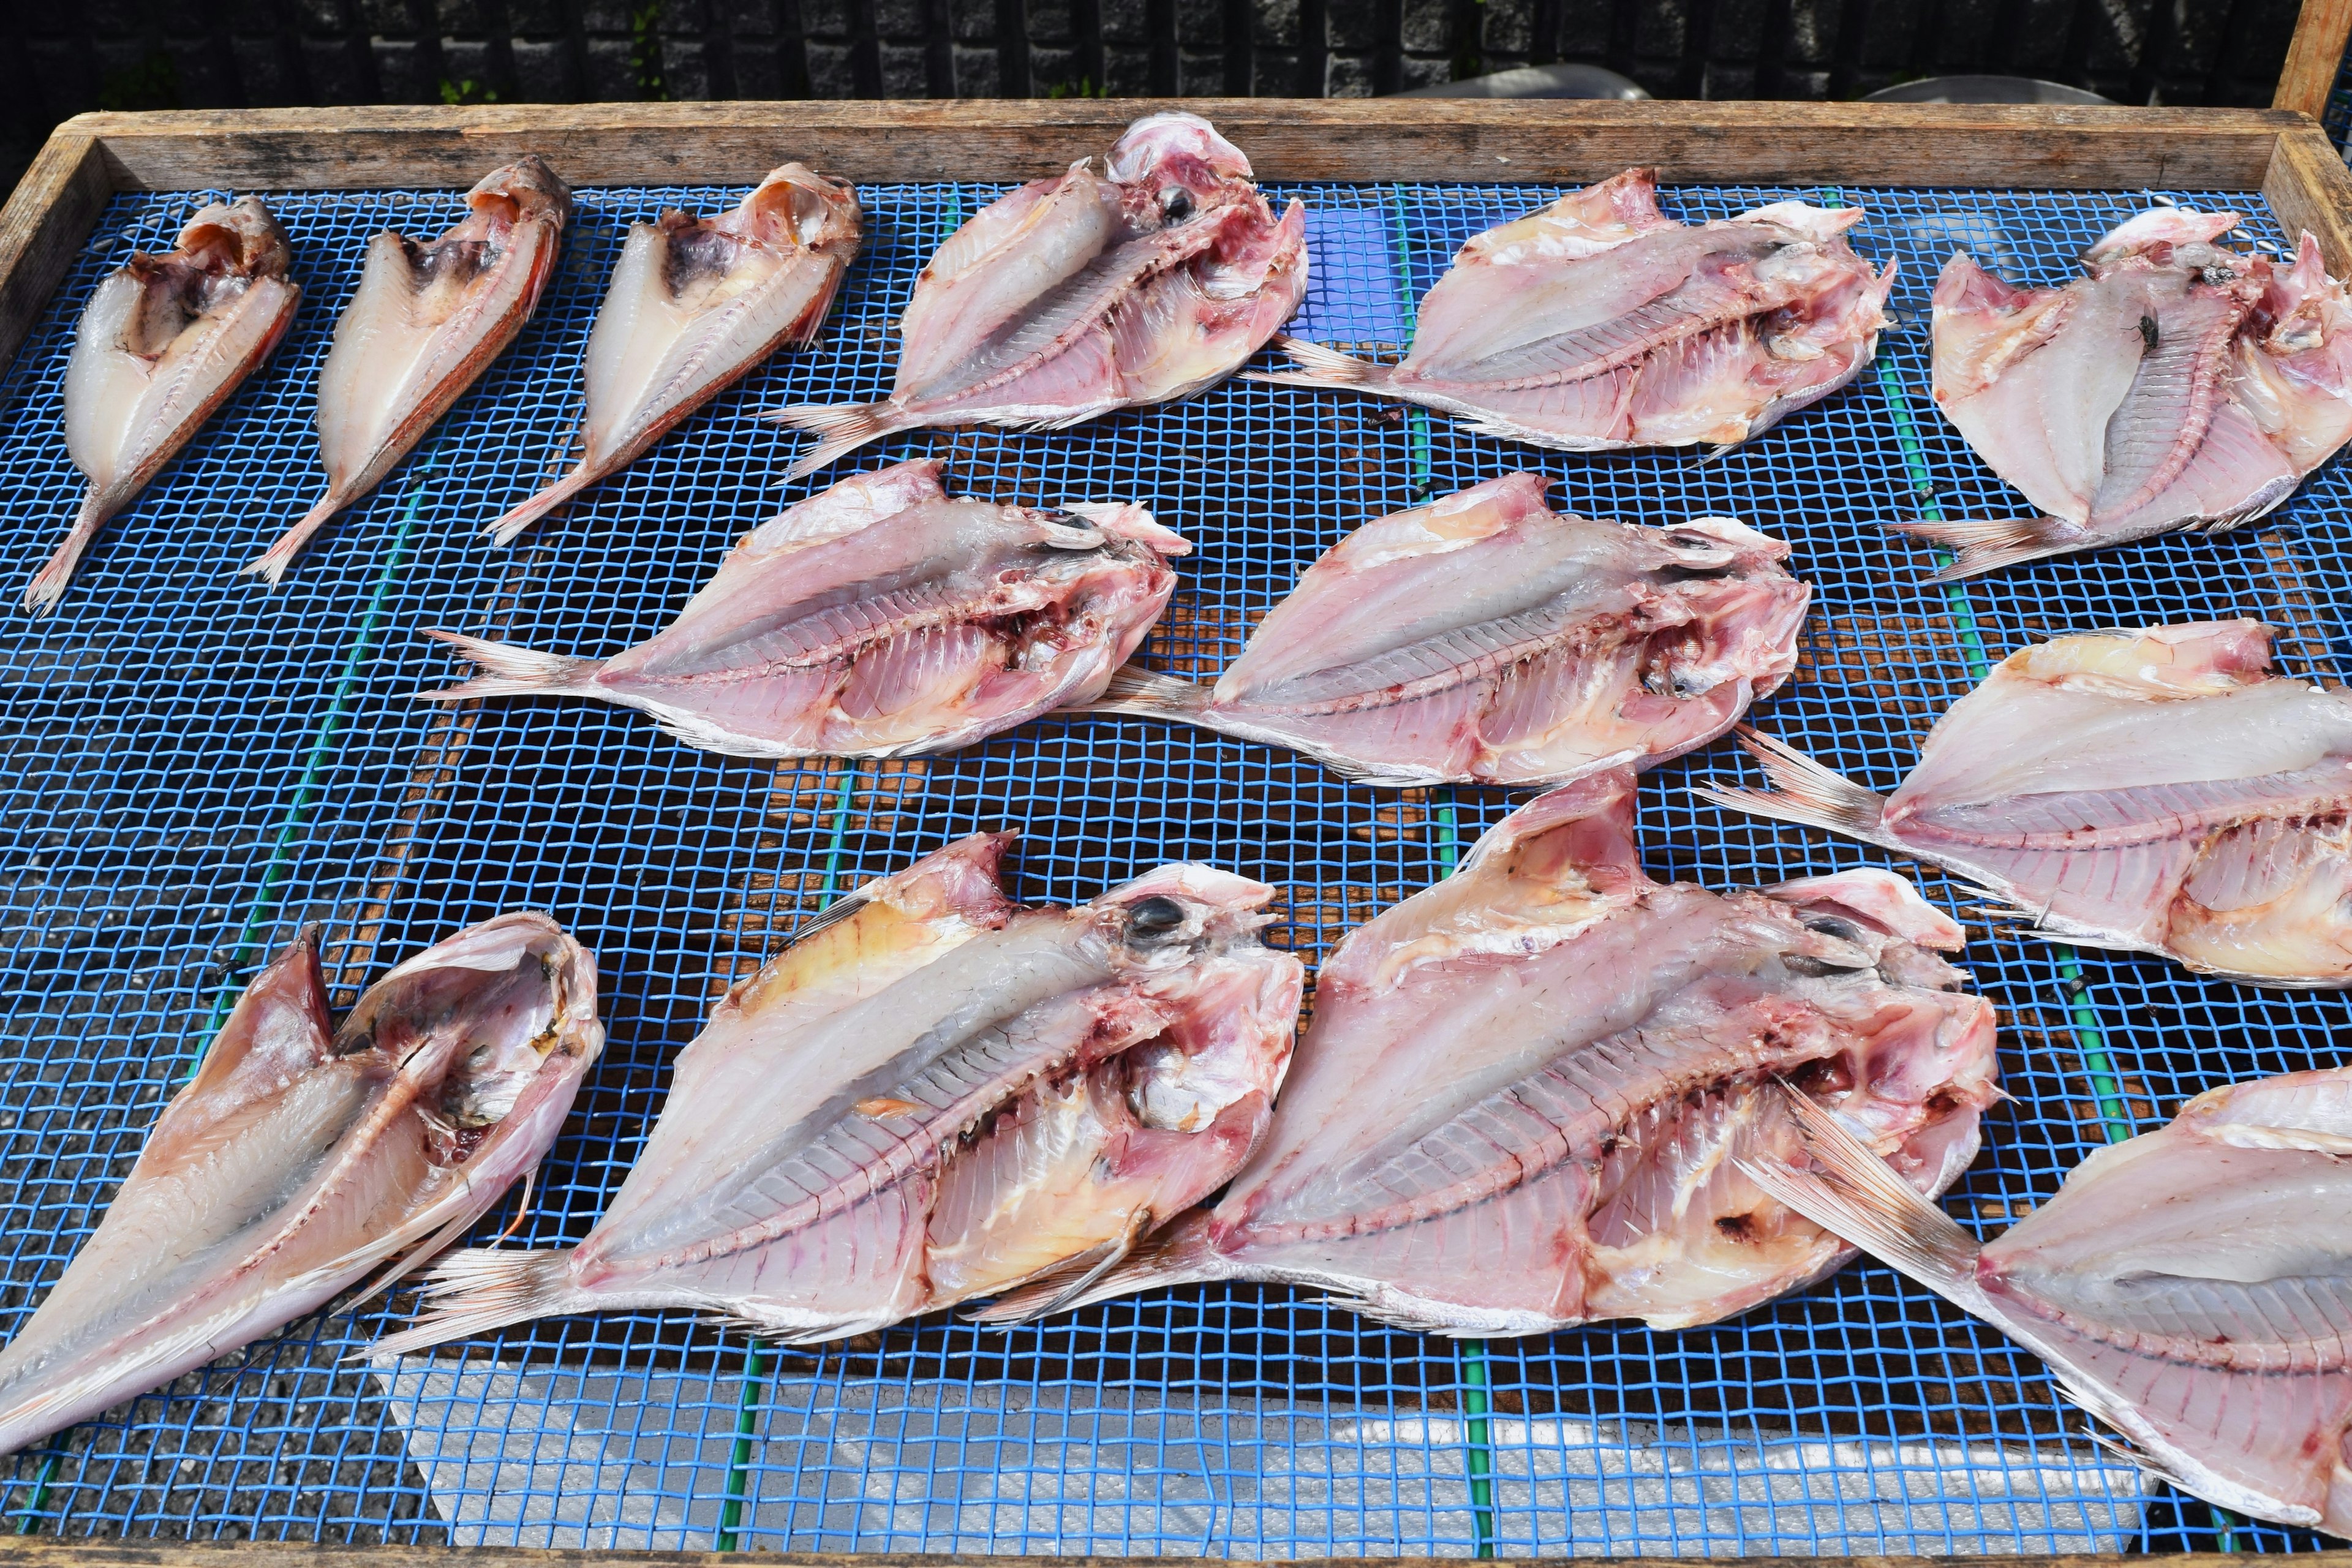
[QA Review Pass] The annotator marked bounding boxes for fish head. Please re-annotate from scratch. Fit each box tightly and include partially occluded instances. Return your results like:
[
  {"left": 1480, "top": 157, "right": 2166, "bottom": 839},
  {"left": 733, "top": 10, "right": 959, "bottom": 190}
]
[
  {"left": 466, "top": 153, "right": 576, "bottom": 230},
  {"left": 737, "top": 163, "right": 865, "bottom": 254},
  {"left": 1104, "top": 113, "right": 1257, "bottom": 228},
  {"left": 178, "top": 197, "right": 296, "bottom": 282},
  {"left": 1084, "top": 864, "right": 1282, "bottom": 972}
]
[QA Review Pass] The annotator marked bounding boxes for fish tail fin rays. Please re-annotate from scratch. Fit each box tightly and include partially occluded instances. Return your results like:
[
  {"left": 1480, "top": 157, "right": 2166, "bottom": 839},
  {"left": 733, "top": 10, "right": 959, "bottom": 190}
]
[
  {"left": 484, "top": 464, "right": 598, "bottom": 546},
  {"left": 1085, "top": 665, "right": 1216, "bottom": 723},
  {"left": 416, "top": 630, "right": 602, "bottom": 701},
  {"left": 1887, "top": 516, "right": 2085, "bottom": 580},
  {"left": 1246, "top": 335, "right": 1393, "bottom": 391},
  {"left": 1698, "top": 727, "right": 1895, "bottom": 846},
  {"left": 243, "top": 493, "right": 351, "bottom": 585},
  {"left": 767, "top": 399, "right": 905, "bottom": 478},
  {"left": 967, "top": 1214, "right": 1222, "bottom": 1325},
  {"left": 365, "top": 1247, "right": 586, "bottom": 1357},
  {"left": 23, "top": 489, "right": 116, "bottom": 616}
]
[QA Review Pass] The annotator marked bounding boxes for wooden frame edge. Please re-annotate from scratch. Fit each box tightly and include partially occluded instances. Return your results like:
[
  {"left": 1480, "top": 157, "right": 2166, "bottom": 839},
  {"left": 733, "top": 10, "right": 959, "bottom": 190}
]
[
  {"left": 0, "top": 132, "right": 108, "bottom": 384},
  {"left": 2265, "top": 118, "right": 2352, "bottom": 271},
  {"left": 2277, "top": 0, "right": 2352, "bottom": 119}
]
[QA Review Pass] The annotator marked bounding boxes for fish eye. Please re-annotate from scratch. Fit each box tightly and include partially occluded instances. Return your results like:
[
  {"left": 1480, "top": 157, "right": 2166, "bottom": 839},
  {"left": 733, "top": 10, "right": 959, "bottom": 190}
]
[
  {"left": 1161, "top": 189, "right": 1194, "bottom": 223},
  {"left": 1801, "top": 914, "right": 1863, "bottom": 942},
  {"left": 1126, "top": 895, "right": 1188, "bottom": 937}
]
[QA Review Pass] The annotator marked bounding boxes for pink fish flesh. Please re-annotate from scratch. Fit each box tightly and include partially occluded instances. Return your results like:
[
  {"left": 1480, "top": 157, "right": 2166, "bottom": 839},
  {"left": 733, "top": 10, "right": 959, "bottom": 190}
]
[
  {"left": 1703, "top": 619, "right": 2352, "bottom": 986},
  {"left": 985, "top": 771, "right": 1997, "bottom": 1336},
  {"left": 1255, "top": 167, "right": 1894, "bottom": 451},
  {"left": 1747, "top": 1069, "right": 2352, "bottom": 1534},
  {"left": 1090, "top": 471, "right": 1807, "bottom": 787},
  {"left": 0, "top": 916, "right": 600, "bottom": 1456},
  {"left": 488, "top": 164, "right": 861, "bottom": 544},
  {"left": 770, "top": 112, "right": 1306, "bottom": 478},
  {"left": 247, "top": 156, "right": 574, "bottom": 582},
  {"left": 29, "top": 197, "right": 302, "bottom": 614},
  {"left": 1902, "top": 209, "right": 2352, "bottom": 578},
  {"left": 422, "top": 458, "right": 1188, "bottom": 759},
  {"left": 374, "top": 833, "right": 1302, "bottom": 1352}
]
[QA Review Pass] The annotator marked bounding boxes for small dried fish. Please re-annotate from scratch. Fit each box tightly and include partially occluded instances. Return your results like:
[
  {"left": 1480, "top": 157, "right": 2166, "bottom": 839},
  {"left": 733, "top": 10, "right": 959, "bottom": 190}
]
[
  {"left": 246, "top": 156, "right": 574, "bottom": 582},
  {"left": 1702, "top": 619, "right": 2352, "bottom": 986},
  {"left": 487, "top": 164, "right": 861, "bottom": 544},
  {"left": 1256, "top": 167, "right": 1894, "bottom": 451},
  {"left": 1091, "top": 472, "right": 1807, "bottom": 787},
  {"left": 771, "top": 112, "right": 1305, "bottom": 477},
  {"left": 1747, "top": 1071, "right": 2352, "bottom": 1535},
  {"left": 986, "top": 772, "right": 1997, "bottom": 1335},
  {"left": 0, "top": 916, "right": 600, "bottom": 1457},
  {"left": 29, "top": 198, "right": 301, "bottom": 614},
  {"left": 373, "top": 833, "right": 1302, "bottom": 1352}
]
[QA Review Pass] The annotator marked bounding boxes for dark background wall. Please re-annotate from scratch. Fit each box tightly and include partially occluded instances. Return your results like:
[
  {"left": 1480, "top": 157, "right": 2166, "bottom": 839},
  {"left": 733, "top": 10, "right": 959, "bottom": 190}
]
[{"left": 0, "top": 0, "right": 2304, "bottom": 195}]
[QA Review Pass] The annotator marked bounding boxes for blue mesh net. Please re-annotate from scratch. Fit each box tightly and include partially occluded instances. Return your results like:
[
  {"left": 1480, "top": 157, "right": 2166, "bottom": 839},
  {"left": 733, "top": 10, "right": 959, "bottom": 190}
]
[{"left": 0, "top": 172, "right": 2340, "bottom": 1553}]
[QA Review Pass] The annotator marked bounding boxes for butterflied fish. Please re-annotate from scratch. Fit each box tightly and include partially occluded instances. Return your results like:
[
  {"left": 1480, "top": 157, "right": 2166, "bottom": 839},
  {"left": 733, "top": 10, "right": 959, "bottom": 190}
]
[
  {"left": 421, "top": 458, "right": 1187, "bottom": 758},
  {"left": 29, "top": 197, "right": 301, "bottom": 614},
  {"left": 770, "top": 112, "right": 1306, "bottom": 478},
  {"left": 372, "top": 832, "right": 1302, "bottom": 1353},
  {"left": 1702, "top": 619, "right": 2352, "bottom": 986},
  {"left": 1091, "top": 472, "right": 1807, "bottom": 787},
  {"left": 0, "top": 916, "right": 600, "bottom": 1457},
  {"left": 1746, "top": 1070, "right": 2352, "bottom": 1534},
  {"left": 246, "top": 156, "right": 574, "bottom": 582},
  {"left": 1255, "top": 167, "right": 1894, "bottom": 452},
  {"left": 983, "top": 771, "right": 1997, "bottom": 1336},
  {"left": 488, "top": 164, "right": 861, "bottom": 544},
  {"left": 1902, "top": 209, "right": 2352, "bottom": 578}
]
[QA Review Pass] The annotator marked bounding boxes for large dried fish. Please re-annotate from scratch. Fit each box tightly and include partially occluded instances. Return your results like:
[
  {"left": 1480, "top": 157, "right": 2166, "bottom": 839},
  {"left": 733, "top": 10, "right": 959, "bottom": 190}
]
[
  {"left": 1902, "top": 209, "right": 2352, "bottom": 578},
  {"left": 1257, "top": 167, "right": 1894, "bottom": 451},
  {"left": 0, "top": 916, "right": 600, "bottom": 1457},
  {"left": 987, "top": 772, "right": 1997, "bottom": 1336},
  {"left": 29, "top": 198, "right": 301, "bottom": 613},
  {"left": 1747, "top": 1072, "right": 2352, "bottom": 1535},
  {"left": 247, "top": 156, "right": 574, "bottom": 582},
  {"left": 1702, "top": 619, "right": 2352, "bottom": 986},
  {"left": 374, "top": 833, "right": 1302, "bottom": 1352},
  {"left": 770, "top": 112, "right": 1305, "bottom": 478},
  {"left": 423, "top": 458, "right": 1187, "bottom": 758},
  {"left": 487, "top": 164, "right": 861, "bottom": 544},
  {"left": 1092, "top": 472, "right": 1807, "bottom": 787}
]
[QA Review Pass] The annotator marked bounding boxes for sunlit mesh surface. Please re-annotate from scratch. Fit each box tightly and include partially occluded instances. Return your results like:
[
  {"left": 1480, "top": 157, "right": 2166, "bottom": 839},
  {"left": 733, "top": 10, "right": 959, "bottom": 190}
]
[{"left": 0, "top": 172, "right": 2342, "bottom": 1553}]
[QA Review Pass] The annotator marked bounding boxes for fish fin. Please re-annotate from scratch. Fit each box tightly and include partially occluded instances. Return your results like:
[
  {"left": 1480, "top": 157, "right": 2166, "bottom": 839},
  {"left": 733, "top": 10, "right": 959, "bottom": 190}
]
[
  {"left": 23, "top": 489, "right": 116, "bottom": 616},
  {"left": 784, "top": 892, "right": 870, "bottom": 947},
  {"left": 415, "top": 629, "right": 602, "bottom": 700},
  {"left": 338, "top": 1191, "right": 501, "bottom": 1319},
  {"left": 1262, "top": 334, "right": 1390, "bottom": 388},
  {"left": 963, "top": 1208, "right": 1154, "bottom": 1326},
  {"left": 243, "top": 492, "right": 352, "bottom": 585},
  {"left": 1886, "top": 518, "right": 2087, "bottom": 580},
  {"left": 766, "top": 399, "right": 904, "bottom": 478},
  {"left": 484, "top": 463, "right": 599, "bottom": 546},
  {"left": 1697, "top": 727, "right": 1894, "bottom": 846},
  {"left": 363, "top": 1246, "right": 585, "bottom": 1357},
  {"left": 969, "top": 1213, "right": 1220, "bottom": 1324},
  {"left": 1083, "top": 665, "right": 1215, "bottom": 720}
]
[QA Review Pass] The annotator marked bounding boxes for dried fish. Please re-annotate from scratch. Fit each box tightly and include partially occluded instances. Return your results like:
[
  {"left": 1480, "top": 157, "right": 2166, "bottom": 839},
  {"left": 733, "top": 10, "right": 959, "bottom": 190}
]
[
  {"left": 1091, "top": 472, "right": 1807, "bottom": 787},
  {"left": 422, "top": 458, "right": 1188, "bottom": 759},
  {"left": 247, "top": 156, "right": 574, "bottom": 582},
  {"left": 373, "top": 833, "right": 1302, "bottom": 1352},
  {"left": 29, "top": 197, "right": 301, "bottom": 613}
]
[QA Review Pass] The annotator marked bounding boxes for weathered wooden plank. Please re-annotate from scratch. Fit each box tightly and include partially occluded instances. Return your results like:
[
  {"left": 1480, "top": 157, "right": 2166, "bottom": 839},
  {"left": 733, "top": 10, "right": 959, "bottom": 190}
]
[
  {"left": 58, "top": 100, "right": 2295, "bottom": 192},
  {"left": 2275, "top": 0, "right": 2352, "bottom": 118},
  {"left": 0, "top": 130, "right": 110, "bottom": 382},
  {"left": 0, "top": 1549, "right": 2339, "bottom": 1568},
  {"left": 2263, "top": 117, "right": 2352, "bottom": 271}
]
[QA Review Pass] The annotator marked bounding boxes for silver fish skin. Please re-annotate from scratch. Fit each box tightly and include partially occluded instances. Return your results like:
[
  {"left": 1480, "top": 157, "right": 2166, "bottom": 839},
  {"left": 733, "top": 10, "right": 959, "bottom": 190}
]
[
  {"left": 421, "top": 458, "right": 1189, "bottom": 759},
  {"left": 0, "top": 915, "right": 600, "bottom": 1457},
  {"left": 1090, "top": 471, "right": 1808, "bottom": 788},
  {"left": 1902, "top": 208, "right": 2352, "bottom": 579},
  {"left": 247, "top": 156, "right": 574, "bottom": 583},
  {"left": 488, "top": 164, "right": 861, "bottom": 544},
  {"left": 1746, "top": 1070, "right": 2352, "bottom": 1536},
  {"left": 372, "top": 834, "right": 1303, "bottom": 1354},
  {"left": 29, "top": 197, "right": 302, "bottom": 614},
  {"left": 769, "top": 113, "right": 1306, "bottom": 478},
  {"left": 1702, "top": 619, "right": 2352, "bottom": 986},
  {"left": 984, "top": 771, "right": 1997, "bottom": 1336},
  {"left": 1254, "top": 167, "right": 1894, "bottom": 453}
]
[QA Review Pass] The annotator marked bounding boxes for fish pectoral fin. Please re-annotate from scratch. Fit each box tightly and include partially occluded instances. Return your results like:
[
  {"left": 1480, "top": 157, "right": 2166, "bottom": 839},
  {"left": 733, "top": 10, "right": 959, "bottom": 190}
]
[{"left": 964, "top": 1207, "right": 1153, "bottom": 1326}]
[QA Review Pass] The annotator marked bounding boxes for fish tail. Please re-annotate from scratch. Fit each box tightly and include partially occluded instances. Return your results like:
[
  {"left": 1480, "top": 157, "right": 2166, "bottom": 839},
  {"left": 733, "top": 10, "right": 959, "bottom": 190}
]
[
  {"left": 1245, "top": 335, "right": 1393, "bottom": 391},
  {"left": 968, "top": 1215, "right": 1223, "bottom": 1325},
  {"left": 1887, "top": 517, "right": 2083, "bottom": 581},
  {"left": 366, "top": 1247, "right": 587, "bottom": 1357},
  {"left": 1084, "top": 665, "right": 1215, "bottom": 722},
  {"left": 1697, "top": 727, "right": 1893, "bottom": 844},
  {"left": 242, "top": 493, "right": 349, "bottom": 585},
  {"left": 484, "top": 464, "right": 598, "bottom": 546},
  {"left": 416, "top": 629, "right": 601, "bottom": 700},
  {"left": 23, "top": 489, "right": 115, "bottom": 616},
  {"left": 766, "top": 399, "right": 904, "bottom": 478}
]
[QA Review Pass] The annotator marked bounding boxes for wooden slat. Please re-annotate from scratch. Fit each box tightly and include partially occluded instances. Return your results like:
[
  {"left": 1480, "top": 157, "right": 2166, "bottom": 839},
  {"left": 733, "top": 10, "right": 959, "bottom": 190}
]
[
  {"left": 2263, "top": 118, "right": 2352, "bottom": 271},
  {"left": 58, "top": 100, "right": 2297, "bottom": 191},
  {"left": 0, "top": 130, "right": 110, "bottom": 384},
  {"left": 2275, "top": 0, "right": 2352, "bottom": 118}
]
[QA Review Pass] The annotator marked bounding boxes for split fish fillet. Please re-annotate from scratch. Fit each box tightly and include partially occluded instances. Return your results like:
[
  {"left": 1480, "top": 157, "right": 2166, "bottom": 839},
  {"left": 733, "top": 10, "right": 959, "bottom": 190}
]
[
  {"left": 1090, "top": 471, "right": 1808, "bottom": 787},
  {"left": 1254, "top": 167, "right": 1894, "bottom": 451},
  {"left": 984, "top": 771, "right": 1997, "bottom": 1336},
  {"left": 1746, "top": 1071, "right": 2352, "bottom": 1535},
  {"left": 247, "top": 156, "right": 575, "bottom": 582},
  {"left": 421, "top": 458, "right": 1188, "bottom": 758},
  {"left": 373, "top": 832, "right": 1302, "bottom": 1352},
  {"left": 0, "top": 916, "right": 600, "bottom": 1456},
  {"left": 1702, "top": 619, "right": 2352, "bottom": 986},
  {"left": 29, "top": 197, "right": 302, "bottom": 614},
  {"left": 1904, "top": 208, "right": 2352, "bottom": 578},
  {"left": 488, "top": 164, "right": 861, "bottom": 543},
  {"left": 770, "top": 112, "right": 1306, "bottom": 477}
]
